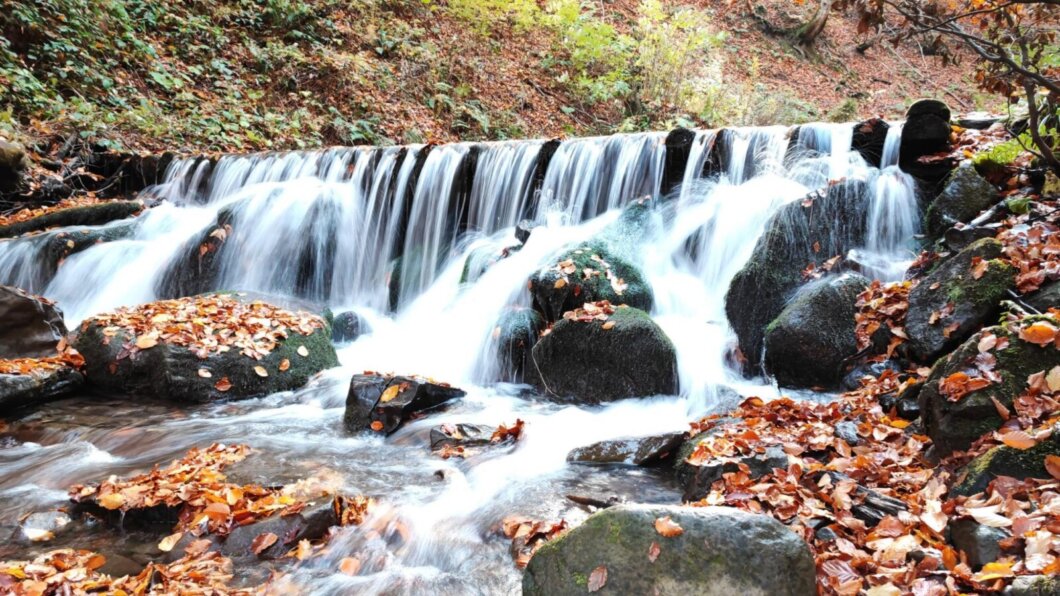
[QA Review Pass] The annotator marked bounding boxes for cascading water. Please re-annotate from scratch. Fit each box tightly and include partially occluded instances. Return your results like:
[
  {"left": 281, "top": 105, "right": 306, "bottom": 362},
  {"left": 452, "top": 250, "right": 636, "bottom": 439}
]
[{"left": 0, "top": 122, "right": 921, "bottom": 593}]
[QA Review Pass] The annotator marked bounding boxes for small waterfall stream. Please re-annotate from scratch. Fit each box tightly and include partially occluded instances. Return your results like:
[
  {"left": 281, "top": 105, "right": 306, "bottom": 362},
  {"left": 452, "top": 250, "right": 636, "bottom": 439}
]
[{"left": 0, "top": 123, "right": 922, "bottom": 593}]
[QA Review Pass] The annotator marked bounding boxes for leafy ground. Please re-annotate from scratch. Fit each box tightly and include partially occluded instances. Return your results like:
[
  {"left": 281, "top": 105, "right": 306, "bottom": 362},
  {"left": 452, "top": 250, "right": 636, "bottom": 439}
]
[{"left": 0, "top": 0, "right": 990, "bottom": 154}]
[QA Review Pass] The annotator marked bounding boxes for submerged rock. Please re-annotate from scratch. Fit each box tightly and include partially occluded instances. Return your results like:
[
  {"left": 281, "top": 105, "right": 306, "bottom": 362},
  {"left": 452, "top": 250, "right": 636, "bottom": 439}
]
[
  {"left": 0, "top": 200, "right": 144, "bottom": 239},
  {"left": 905, "top": 238, "right": 1015, "bottom": 362},
  {"left": 532, "top": 306, "right": 677, "bottom": 403},
  {"left": 522, "top": 504, "right": 816, "bottom": 596},
  {"left": 429, "top": 423, "right": 496, "bottom": 451},
  {"left": 726, "top": 180, "right": 871, "bottom": 370},
  {"left": 73, "top": 293, "right": 338, "bottom": 402},
  {"left": 763, "top": 273, "right": 869, "bottom": 389},
  {"left": 0, "top": 286, "right": 67, "bottom": 358},
  {"left": 493, "top": 308, "right": 545, "bottom": 384},
  {"left": 344, "top": 373, "right": 466, "bottom": 435},
  {"left": 919, "top": 316, "right": 1060, "bottom": 456},
  {"left": 567, "top": 432, "right": 684, "bottom": 466},
  {"left": 332, "top": 310, "right": 367, "bottom": 343},
  {"left": 926, "top": 164, "right": 998, "bottom": 239}
]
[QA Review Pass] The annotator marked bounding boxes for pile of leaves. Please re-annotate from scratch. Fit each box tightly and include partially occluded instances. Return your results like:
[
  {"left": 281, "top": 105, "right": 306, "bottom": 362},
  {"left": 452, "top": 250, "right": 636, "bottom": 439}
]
[
  {"left": 854, "top": 280, "right": 913, "bottom": 354},
  {"left": 548, "top": 252, "right": 628, "bottom": 297},
  {"left": 70, "top": 443, "right": 370, "bottom": 546},
  {"left": 80, "top": 294, "right": 325, "bottom": 360},
  {"left": 0, "top": 351, "right": 84, "bottom": 376},
  {"left": 501, "top": 516, "right": 569, "bottom": 568},
  {"left": 996, "top": 200, "right": 1060, "bottom": 295},
  {"left": 0, "top": 196, "right": 101, "bottom": 227},
  {"left": 560, "top": 301, "right": 622, "bottom": 326},
  {"left": 0, "top": 548, "right": 264, "bottom": 595},
  {"left": 684, "top": 354, "right": 1060, "bottom": 594}
]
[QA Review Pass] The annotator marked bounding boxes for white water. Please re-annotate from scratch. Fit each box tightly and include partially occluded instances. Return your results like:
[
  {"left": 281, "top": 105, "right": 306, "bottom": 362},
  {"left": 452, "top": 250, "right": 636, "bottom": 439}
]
[{"left": 0, "top": 124, "right": 920, "bottom": 592}]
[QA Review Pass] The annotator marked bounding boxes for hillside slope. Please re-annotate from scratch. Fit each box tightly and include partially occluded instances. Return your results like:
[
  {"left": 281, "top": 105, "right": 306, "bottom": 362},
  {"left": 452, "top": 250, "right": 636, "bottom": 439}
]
[{"left": 0, "top": 0, "right": 988, "bottom": 153}]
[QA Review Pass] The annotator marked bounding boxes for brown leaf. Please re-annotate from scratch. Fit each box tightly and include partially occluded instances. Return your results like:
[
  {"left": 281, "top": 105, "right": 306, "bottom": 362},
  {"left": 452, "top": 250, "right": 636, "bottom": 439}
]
[
  {"left": 215, "top": 377, "right": 232, "bottom": 392},
  {"left": 135, "top": 334, "right": 159, "bottom": 350},
  {"left": 1046, "top": 455, "right": 1060, "bottom": 480},
  {"left": 339, "top": 557, "right": 361, "bottom": 576},
  {"left": 184, "top": 539, "right": 212, "bottom": 556},
  {"left": 588, "top": 565, "right": 607, "bottom": 592},
  {"left": 601, "top": 320, "right": 615, "bottom": 330},
  {"left": 250, "top": 532, "right": 278, "bottom": 556},
  {"left": 554, "top": 278, "right": 567, "bottom": 289},
  {"left": 654, "top": 516, "right": 684, "bottom": 538},
  {"left": 158, "top": 532, "right": 183, "bottom": 552},
  {"left": 254, "top": 365, "right": 268, "bottom": 378},
  {"left": 279, "top": 359, "right": 290, "bottom": 372},
  {"left": 1000, "top": 430, "right": 1037, "bottom": 450},
  {"left": 647, "top": 541, "right": 661, "bottom": 563}
]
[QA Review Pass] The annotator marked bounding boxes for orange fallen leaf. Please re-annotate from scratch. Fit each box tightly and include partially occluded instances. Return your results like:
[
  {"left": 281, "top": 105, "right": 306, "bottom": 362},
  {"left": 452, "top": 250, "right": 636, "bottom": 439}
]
[
  {"left": 1000, "top": 430, "right": 1037, "bottom": 450},
  {"left": 601, "top": 320, "right": 615, "bottom": 330},
  {"left": 654, "top": 516, "right": 683, "bottom": 538},
  {"left": 184, "top": 539, "right": 212, "bottom": 556},
  {"left": 250, "top": 532, "right": 278, "bottom": 556},
  {"left": 1019, "top": 321, "right": 1058, "bottom": 346},
  {"left": 215, "top": 377, "right": 232, "bottom": 392},
  {"left": 1046, "top": 455, "right": 1060, "bottom": 480},
  {"left": 279, "top": 359, "right": 290, "bottom": 372},
  {"left": 339, "top": 557, "right": 361, "bottom": 576},
  {"left": 380, "top": 385, "right": 401, "bottom": 403},
  {"left": 554, "top": 278, "right": 567, "bottom": 289},
  {"left": 370, "top": 420, "right": 384, "bottom": 432},
  {"left": 99, "top": 493, "right": 125, "bottom": 510},
  {"left": 135, "top": 334, "right": 158, "bottom": 350},
  {"left": 158, "top": 532, "right": 183, "bottom": 552}
]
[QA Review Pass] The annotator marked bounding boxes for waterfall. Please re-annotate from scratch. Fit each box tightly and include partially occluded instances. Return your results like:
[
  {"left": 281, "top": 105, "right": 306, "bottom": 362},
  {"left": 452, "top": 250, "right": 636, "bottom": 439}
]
[{"left": 882, "top": 122, "right": 903, "bottom": 168}]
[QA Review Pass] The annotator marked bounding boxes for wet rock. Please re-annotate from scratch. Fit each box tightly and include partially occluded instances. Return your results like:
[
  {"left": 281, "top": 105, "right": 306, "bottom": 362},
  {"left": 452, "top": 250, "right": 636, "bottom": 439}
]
[
  {"left": 905, "top": 238, "right": 1015, "bottom": 362},
  {"left": 950, "top": 518, "right": 1006, "bottom": 569},
  {"left": 156, "top": 208, "right": 236, "bottom": 299},
  {"left": 763, "top": 273, "right": 869, "bottom": 389},
  {"left": 168, "top": 501, "right": 338, "bottom": 561},
  {"left": 567, "top": 432, "right": 684, "bottom": 466},
  {"left": 18, "top": 510, "right": 71, "bottom": 543},
  {"left": 0, "top": 366, "right": 83, "bottom": 415},
  {"left": 1025, "top": 280, "right": 1060, "bottom": 313},
  {"left": 943, "top": 223, "right": 1003, "bottom": 252},
  {"left": 460, "top": 242, "right": 521, "bottom": 284},
  {"left": 926, "top": 164, "right": 999, "bottom": 239},
  {"left": 27, "top": 222, "right": 138, "bottom": 288},
  {"left": 332, "top": 311, "right": 366, "bottom": 343},
  {"left": 919, "top": 316, "right": 1060, "bottom": 456},
  {"left": 900, "top": 99, "right": 952, "bottom": 165},
  {"left": 73, "top": 294, "right": 338, "bottom": 403},
  {"left": 494, "top": 308, "right": 545, "bottom": 384},
  {"left": 851, "top": 118, "right": 889, "bottom": 168},
  {"left": 726, "top": 180, "right": 871, "bottom": 372},
  {"left": 678, "top": 443, "right": 787, "bottom": 502},
  {"left": 522, "top": 504, "right": 816, "bottom": 596},
  {"left": 951, "top": 434, "right": 1060, "bottom": 496},
  {"left": 528, "top": 242, "right": 652, "bottom": 323},
  {"left": 344, "top": 373, "right": 466, "bottom": 435},
  {"left": 841, "top": 360, "right": 904, "bottom": 392},
  {"left": 0, "top": 139, "right": 29, "bottom": 192},
  {"left": 957, "top": 113, "right": 1000, "bottom": 130},
  {"left": 515, "top": 219, "right": 536, "bottom": 244},
  {"left": 895, "top": 396, "right": 921, "bottom": 420},
  {"left": 531, "top": 307, "right": 677, "bottom": 403},
  {"left": 0, "top": 286, "right": 67, "bottom": 358},
  {"left": 0, "top": 200, "right": 144, "bottom": 239},
  {"left": 1006, "top": 575, "right": 1060, "bottom": 596},
  {"left": 429, "top": 423, "right": 496, "bottom": 451}
]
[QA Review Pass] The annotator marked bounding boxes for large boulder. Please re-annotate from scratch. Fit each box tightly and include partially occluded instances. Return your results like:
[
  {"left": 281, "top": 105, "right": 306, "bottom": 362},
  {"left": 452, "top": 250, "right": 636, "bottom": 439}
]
[
  {"left": 0, "top": 200, "right": 144, "bottom": 239},
  {"left": 726, "top": 179, "right": 871, "bottom": 370},
  {"left": 763, "top": 273, "right": 869, "bottom": 389},
  {"left": 919, "top": 315, "right": 1060, "bottom": 456},
  {"left": 0, "top": 286, "right": 67, "bottom": 358},
  {"left": 493, "top": 308, "right": 545, "bottom": 384},
  {"left": 522, "top": 504, "right": 816, "bottom": 596},
  {"left": 344, "top": 373, "right": 466, "bottom": 435},
  {"left": 0, "top": 139, "right": 29, "bottom": 193},
  {"left": 899, "top": 99, "right": 952, "bottom": 166},
  {"left": 0, "top": 361, "right": 83, "bottom": 414},
  {"left": 905, "top": 238, "right": 1016, "bottom": 362},
  {"left": 925, "top": 164, "right": 998, "bottom": 239},
  {"left": 567, "top": 432, "right": 685, "bottom": 466},
  {"left": 532, "top": 305, "right": 677, "bottom": 403},
  {"left": 72, "top": 293, "right": 338, "bottom": 402},
  {"left": 851, "top": 118, "right": 890, "bottom": 168}
]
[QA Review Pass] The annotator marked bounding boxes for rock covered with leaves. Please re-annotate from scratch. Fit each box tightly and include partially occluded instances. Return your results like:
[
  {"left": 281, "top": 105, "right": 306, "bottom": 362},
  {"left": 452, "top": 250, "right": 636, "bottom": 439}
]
[
  {"left": 522, "top": 504, "right": 816, "bottom": 596},
  {"left": 0, "top": 197, "right": 144, "bottom": 239},
  {"left": 918, "top": 313, "right": 1060, "bottom": 456},
  {"left": 72, "top": 293, "right": 338, "bottom": 402},
  {"left": 529, "top": 242, "right": 652, "bottom": 323},
  {"left": 532, "top": 302, "right": 677, "bottom": 403},
  {"left": 763, "top": 273, "right": 869, "bottom": 389},
  {"left": 905, "top": 238, "right": 1016, "bottom": 362},
  {"left": 0, "top": 353, "right": 84, "bottom": 414}
]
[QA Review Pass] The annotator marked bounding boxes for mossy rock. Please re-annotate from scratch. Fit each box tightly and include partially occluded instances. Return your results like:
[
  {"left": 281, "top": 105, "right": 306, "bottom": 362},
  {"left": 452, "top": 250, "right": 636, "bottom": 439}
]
[
  {"left": 763, "top": 273, "right": 869, "bottom": 389},
  {"left": 726, "top": 180, "right": 871, "bottom": 370},
  {"left": 906, "top": 238, "right": 1016, "bottom": 363},
  {"left": 952, "top": 434, "right": 1060, "bottom": 496},
  {"left": 1025, "top": 280, "right": 1060, "bottom": 313},
  {"left": 531, "top": 307, "right": 676, "bottom": 403},
  {"left": 925, "top": 164, "right": 998, "bottom": 239},
  {"left": 493, "top": 307, "right": 545, "bottom": 384},
  {"left": 0, "top": 200, "right": 144, "bottom": 239},
  {"left": 529, "top": 241, "right": 652, "bottom": 323},
  {"left": 0, "top": 139, "right": 29, "bottom": 192},
  {"left": 522, "top": 504, "right": 816, "bottom": 596},
  {"left": 73, "top": 295, "right": 338, "bottom": 402},
  {"left": 918, "top": 315, "right": 1060, "bottom": 456}
]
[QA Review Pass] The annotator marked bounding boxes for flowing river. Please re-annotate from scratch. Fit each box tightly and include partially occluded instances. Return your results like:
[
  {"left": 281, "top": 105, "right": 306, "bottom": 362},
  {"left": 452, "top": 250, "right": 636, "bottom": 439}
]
[{"left": 0, "top": 123, "right": 920, "bottom": 593}]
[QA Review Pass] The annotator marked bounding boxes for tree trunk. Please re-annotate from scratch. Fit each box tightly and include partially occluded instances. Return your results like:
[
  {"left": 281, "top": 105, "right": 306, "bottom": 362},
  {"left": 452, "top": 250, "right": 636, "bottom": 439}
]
[{"left": 796, "top": 0, "right": 833, "bottom": 46}]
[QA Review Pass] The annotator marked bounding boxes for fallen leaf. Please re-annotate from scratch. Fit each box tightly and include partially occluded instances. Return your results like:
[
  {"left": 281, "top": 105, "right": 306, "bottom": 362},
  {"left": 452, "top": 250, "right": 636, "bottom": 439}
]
[
  {"left": 297, "top": 345, "right": 309, "bottom": 357},
  {"left": 250, "top": 532, "right": 278, "bottom": 556},
  {"left": 1046, "top": 455, "right": 1060, "bottom": 480},
  {"left": 254, "top": 366, "right": 268, "bottom": 378},
  {"left": 1019, "top": 321, "right": 1058, "bottom": 346},
  {"left": 135, "top": 334, "right": 158, "bottom": 350},
  {"left": 380, "top": 385, "right": 401, "bottom": 403},
  {"left": 158, "top": 532, "right": 183, "bottom": 552},
  {"left": 601, "top": 321, "right": 615, "bottom": 330},
  {"left": 215, "top": 377, "right": 232, "bottom": 392},
  {"left": 554, "top": 278, "right": 567, "bottom": 289},
  {"left": 968, "top": 506, "right": 1013, "bottom": 527},
  {"left": 1046, "top": 366, "right": 1060, "bottom": 392},
  {"left": 1000, "top": 430, "right": 1037, "bottom": 450},
  {"left": 99, "top": 493, "right": 125, "bottom": 510},
  {"left": 647, "top": 541, "right": 661, "bottom": 563},
  {"left": 197, "top": 368, "right": 212, "bottom": 378},
  {"left": 339, "top": 557, "right": 361, "bottom": 576},
  {"left": 184, "top": 539, "right": 212, "bottom": 556},
  {"left": 279, "top": 359, "right": 290, "bottom": 372},
  {"left": 588, "top": 565, "right": 607, "bottom": 592},
  {"left": 654, "top": 516, "right": 684, "bottom": 538},
  {"left": 370, "top": 420, "right": 384, "bottom": 432}
]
